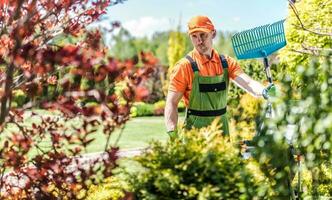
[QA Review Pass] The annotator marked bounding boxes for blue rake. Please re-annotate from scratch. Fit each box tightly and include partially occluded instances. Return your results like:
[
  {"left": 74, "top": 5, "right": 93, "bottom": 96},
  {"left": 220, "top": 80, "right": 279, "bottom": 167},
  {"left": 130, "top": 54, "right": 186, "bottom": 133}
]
[{"left": 231, "top": 19, "right": 286, "bottom": 83}]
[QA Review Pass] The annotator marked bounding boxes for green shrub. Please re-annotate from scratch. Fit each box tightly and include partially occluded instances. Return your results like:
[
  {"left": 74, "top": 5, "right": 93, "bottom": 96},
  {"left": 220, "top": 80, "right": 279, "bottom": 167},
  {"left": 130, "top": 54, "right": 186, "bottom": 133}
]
[
  {"left": 230, "top": 93, "right": 263, "bottom": 141},
  {"left": 292, "top": 163, "right": 332, "bottom": 198},
  {"left": 126, "top": 120, "right": 271, "bottom": 199},
  {"left": 153, "top": 100, "right": 165, "bottom": 116},
  {"left": 130, "top": 102, "right": 154, "bottom": 117},
  {"left": 130, "top": 97, "right": 185, "bottom": 117},
  {"left": 228, "top": 59, "right": 276, "bottom": 123},
  {"left": 252, "top": 57, "right": 332, "bottom": 198},
  {"left": 86, "top": 177, "right": 129, "bottom": 200},
  {"left": 12, "top": 89, "right": 28, "bottom": 107}
]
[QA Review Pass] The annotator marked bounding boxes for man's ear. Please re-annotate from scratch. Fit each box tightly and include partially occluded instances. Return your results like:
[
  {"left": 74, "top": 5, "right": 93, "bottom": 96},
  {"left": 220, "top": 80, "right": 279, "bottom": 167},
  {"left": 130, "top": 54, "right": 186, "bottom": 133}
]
[{"left": 212, "top": 30, "right": 216, "bottom": 38}]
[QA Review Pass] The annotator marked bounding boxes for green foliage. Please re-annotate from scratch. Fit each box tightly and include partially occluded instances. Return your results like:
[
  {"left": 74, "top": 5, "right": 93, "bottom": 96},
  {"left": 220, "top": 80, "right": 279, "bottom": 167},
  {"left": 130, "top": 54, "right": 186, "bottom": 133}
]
[
  {"left": 163, "top": 30, "right": 187, "bottom": 95},
  {"left": 109, "top": 28, "right": 138, "bottom": 60},
  {"left": 130, "top": 100, "right": 185, "bottom": 117},
  {"left": 230, "top": 93, "right": 263, "bottom": 141},
  {"left": 130, "top": 102, "right": 154, "bottom": 117},
  {"left": 152, "top": 32, "right": 170, "bottom": 65},
  {"left": 109, "top": 28, "right": 173, "bottom": 65},
  {"left": 167, "top": 30, "right": 185, "bottom": 69},
  {"left": 278, "top": 0, "right": 332, "bottom": 85},
  {"left": 86, "top": 177, "right": 129, "bottom": 200},
  {"left": 293, "top": 163, "right": 332, "bottom": 197},
  {"left": 239, "top": 94, "right": 263, "bottom": 120},
  {"left": 228, "top": 59, "right": 276, "bottom": 120},
  {"left": 214, "top": 31, "right": 236, "bottom": 57},
  {"left": 127, "top": 121, "right": 271, "bottom": 200},
  {"left": 153, "top": 100, "right": 166, "bottom": 116},
  {"left": 251, "top": 125, "right": 296, "bottom": 198},
  {"left": 282, "top": 57, "right": 331, "bottom": 167},
  {"left": 51, "top": 33, "right": 82, "bottom": 46},
  {"left": 252, "top": 56, "right": 332, "bottom": 198},
  {"left": 11, "top": 89, "right": 28, "bottom": 107},
  {"left": 80, "top": 77, "right": 95, "bottom": 91}
]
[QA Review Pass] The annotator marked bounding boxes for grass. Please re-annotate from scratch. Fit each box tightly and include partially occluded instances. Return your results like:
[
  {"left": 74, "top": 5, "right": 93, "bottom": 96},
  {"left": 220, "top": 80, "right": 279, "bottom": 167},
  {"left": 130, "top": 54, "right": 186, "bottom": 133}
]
[
  {"left": 86, "top": 116, "right": 169, "bottom": 152},
  {"left": 1, "top": 109, "right": 185, "bottom": 154},
  {"left": 87, "top": 113, "right": 185, "bottom": 152}
]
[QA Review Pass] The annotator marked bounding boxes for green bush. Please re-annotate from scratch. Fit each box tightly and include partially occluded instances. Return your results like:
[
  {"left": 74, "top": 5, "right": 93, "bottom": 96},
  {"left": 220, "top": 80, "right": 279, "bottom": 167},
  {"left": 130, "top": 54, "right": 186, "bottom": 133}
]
[
  {"left": 153, "top": 100, "right": 165, "bottom": 116},
  {"left": 130, "top": 102, "right": 154, "bottom": 117},
  {"left": 231, "top": 93, "right": 263, "bottom": 141},
  {"left": 292, "top": 162, "right": 332, "bottom": 198},
  {"left": 126, "top": 121, "right": 271, "bottom": 199},
  {"left": 228, "top": 59, "right": 277, "bottom": 121},
  {"left": 85, "top": 177, "right": 129, "bottom": 200},
  {"left": 252, "top": 57, "right": 332, "bottom": 198},
  {"left": 12, "top": 89, "right": 28, "bottom": 107},
  {"left": 130, "top": 100, "right": 185, "bottom": 117}
]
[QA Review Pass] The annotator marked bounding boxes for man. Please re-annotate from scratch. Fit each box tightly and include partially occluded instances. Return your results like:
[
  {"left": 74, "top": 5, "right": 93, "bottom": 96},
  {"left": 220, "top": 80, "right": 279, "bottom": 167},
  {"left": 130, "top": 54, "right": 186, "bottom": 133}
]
[{"left": 165, "top": 15, "right": 275, "bottom": 139}]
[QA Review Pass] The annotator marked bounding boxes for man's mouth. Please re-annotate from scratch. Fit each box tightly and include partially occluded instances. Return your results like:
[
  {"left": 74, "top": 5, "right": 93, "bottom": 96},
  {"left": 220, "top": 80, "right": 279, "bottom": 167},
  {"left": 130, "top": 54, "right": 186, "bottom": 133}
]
[{"left": 198, "top": 45, "right": 206, "bottom": 50}]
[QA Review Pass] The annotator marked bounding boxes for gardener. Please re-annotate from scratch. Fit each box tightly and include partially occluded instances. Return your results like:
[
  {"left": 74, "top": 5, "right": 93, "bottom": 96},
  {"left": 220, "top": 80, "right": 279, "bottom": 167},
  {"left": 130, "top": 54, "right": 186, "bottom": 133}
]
[{"left": 165, "top": 15, "right": 275, "bottom": 139}]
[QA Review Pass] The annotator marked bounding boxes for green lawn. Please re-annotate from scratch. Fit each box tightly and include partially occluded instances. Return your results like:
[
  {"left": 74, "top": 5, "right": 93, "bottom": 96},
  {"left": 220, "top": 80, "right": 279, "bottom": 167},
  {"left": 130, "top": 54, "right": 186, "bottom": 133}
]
[
  {"left": 86, "top": 116, "right": 169, "bottom": 152},
  {"left": 1, "top": 110, "right": 185, "bottom": 154},
  {"left": 88, "top": 113, "right": 185, "bottom": 152}
]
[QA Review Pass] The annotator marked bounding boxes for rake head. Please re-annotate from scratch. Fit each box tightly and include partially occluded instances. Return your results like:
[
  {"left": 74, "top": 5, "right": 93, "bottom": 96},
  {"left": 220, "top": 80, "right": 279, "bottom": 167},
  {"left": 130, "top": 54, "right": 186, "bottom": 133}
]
[{"left": 232, "top": 20, "right": 287, "bottom": 59}]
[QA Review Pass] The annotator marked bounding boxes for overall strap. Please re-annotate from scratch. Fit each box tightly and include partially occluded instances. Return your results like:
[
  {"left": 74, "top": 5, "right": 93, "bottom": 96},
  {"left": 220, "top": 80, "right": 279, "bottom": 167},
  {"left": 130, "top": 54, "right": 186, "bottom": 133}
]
[
  {"left": 219, "top": 54, "right": 229, "bottom": 86},
  {"left": 185, "top": 55, "right": 199, "bottom": 72},
  {"left": 219, "top": 54, "right": 228, "bottom": 69}
]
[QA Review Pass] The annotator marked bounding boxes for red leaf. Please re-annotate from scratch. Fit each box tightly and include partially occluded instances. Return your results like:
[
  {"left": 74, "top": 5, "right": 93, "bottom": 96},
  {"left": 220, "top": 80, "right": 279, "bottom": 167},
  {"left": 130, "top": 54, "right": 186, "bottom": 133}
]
[{"left": 135, "top": 86, "right": 149, "bottom": 101}]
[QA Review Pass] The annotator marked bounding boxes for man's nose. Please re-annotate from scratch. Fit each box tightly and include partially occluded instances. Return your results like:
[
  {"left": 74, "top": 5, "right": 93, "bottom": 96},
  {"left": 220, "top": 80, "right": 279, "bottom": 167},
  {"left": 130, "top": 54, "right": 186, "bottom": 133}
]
[{"left": 197, "top": 36, "right": 203, "bottom": 44}]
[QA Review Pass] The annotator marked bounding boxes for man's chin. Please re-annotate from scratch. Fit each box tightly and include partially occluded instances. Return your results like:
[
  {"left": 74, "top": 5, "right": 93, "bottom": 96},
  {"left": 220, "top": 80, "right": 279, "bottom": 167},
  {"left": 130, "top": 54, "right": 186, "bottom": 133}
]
[{"left": 196, "top": 47, "right": 207, "bottom": 54}]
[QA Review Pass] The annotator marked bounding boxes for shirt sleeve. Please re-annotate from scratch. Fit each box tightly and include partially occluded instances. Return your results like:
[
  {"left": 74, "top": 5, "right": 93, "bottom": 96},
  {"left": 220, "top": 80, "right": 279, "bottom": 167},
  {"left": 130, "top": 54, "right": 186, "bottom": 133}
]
[
  {"left": 226, "top": 56, "right": 243, "bottom": 79},
  {"left": 168, "top": 60, "right": 190, "bottom": 93}
]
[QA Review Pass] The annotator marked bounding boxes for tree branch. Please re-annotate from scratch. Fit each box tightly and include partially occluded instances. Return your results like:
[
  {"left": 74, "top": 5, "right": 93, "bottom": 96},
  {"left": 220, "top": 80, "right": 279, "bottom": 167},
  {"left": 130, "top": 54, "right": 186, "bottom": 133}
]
[
  {"left": 302, "top": 43, "right": 332, "bottom": 53},
  {"left": 287, "top": 0, "right": 332, "bottom": 37},
  {"left": 291, "top": 48, "right": 331, "bottom": 57}
]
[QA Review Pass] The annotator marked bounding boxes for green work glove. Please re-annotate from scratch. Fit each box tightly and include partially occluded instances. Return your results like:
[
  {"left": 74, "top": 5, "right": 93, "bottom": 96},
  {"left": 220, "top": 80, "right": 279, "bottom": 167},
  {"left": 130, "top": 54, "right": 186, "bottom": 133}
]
[
  {"left": 167, "top": 130, "right": 178, "bottom": 141},
  {"left": 262, "top": 83, "right": 276, "bottom": 100}
]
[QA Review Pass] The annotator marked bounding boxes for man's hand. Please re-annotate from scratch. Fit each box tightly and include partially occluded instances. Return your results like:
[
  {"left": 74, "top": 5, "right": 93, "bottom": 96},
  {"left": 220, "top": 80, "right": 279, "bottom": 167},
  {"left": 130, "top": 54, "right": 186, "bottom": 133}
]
[
  {"left": 262, "top": 83, "right": 276, "bottom": 100},
  {"left": 167, "top": 130, "right": 178, "bottom": 141}
]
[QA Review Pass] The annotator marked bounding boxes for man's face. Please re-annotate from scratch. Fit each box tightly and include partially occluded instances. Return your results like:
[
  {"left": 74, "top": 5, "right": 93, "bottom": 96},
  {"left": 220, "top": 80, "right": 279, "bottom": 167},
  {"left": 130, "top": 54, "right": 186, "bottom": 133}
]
[{"left": 189, "top": 30, "right": 215, "bottom": 56}]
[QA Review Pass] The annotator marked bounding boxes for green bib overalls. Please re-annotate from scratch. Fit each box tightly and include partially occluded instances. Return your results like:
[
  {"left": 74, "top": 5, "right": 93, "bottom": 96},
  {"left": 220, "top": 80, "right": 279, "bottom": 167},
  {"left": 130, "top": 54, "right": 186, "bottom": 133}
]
[{"left": 184, "top": 54, "right": 229, "bottom": 135}]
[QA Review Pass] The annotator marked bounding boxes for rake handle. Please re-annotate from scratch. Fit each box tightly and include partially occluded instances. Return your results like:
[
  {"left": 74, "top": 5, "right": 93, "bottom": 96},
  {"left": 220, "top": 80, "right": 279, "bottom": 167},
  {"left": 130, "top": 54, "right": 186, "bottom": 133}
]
[
  {"left": 263, "top": 57, "right": 273, "bottom": 84},
  {"left": 263, "top": 56, "right": 273, "bottom": 118}
]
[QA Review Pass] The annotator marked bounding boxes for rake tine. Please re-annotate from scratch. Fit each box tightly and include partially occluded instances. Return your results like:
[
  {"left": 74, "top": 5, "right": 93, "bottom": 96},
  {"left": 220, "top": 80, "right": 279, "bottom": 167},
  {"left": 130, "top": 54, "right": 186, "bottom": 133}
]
[{"left": 231, "top": 19, "right": 287, "bottom": 59}]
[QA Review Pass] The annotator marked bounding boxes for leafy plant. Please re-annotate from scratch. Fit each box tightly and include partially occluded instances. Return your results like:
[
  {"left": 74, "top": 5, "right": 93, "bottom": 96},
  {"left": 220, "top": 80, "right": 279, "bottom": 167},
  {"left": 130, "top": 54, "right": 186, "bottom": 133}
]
[
  {"left": 127, "top": 120, "right": 271, "bottom": 200},
  {"left": 252, "top": 56, "right": 332, "bottom": 199},
  {"left": 278, "top": 0, "right": 332, "bottom": 85},
  {"left": 0, "top": 1, "right": 157, "bottom": 198},
  {"left": 130, "top": 102, "right": 154, "bottom": 117},
  {"left": 86, "top": 177, "right": 130, "bottom": 200},
  {"left": 153, "top": 100, "right": 166, "bottom": 116}
]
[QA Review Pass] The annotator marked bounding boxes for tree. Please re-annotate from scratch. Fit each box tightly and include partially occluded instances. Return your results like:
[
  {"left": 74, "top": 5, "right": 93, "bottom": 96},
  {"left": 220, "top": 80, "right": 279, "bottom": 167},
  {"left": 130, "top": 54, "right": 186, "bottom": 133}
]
[
  {"left": 252, "top": 57, "right": 332, "bottom": 199},
  {"left": 150, "top": 31, "right": 169, "bottom": 65},
  {"left": 214, "top": 31, "right": 236, "bottom": 58},
  {"left": 161, "top": 27, "right": 187, "bottom": 96},
  {"left": 278, "top": 0, "right": 332, "bottom": 84},
  {"left": 0, "top": 0, "right": 155, "bottom": 198},
  {"left": 252, "top": 1, "right": 332, "bottom": 197},
  {"left": 109, "top": 27, "right": 138, "bottom": 60}
]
